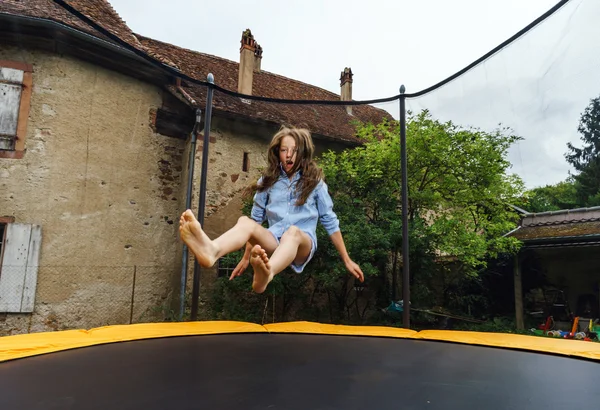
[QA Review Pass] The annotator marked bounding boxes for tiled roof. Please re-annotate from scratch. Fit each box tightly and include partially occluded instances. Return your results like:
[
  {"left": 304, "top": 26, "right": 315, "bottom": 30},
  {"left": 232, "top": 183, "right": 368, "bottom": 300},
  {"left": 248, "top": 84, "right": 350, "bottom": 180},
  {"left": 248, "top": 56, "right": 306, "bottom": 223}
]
[
  {"left": 1, "top": 0, "right": 104, "bottom": 38},
  {"left": 510, "top": 220, "right": 600, "bottom": 241},
  {"left": 1, "top": 0, "right": 393, "bottom": 143},
  {"left": 138, "top": 36, "right": 393, "bottom": 143},
  {"left": 64, "top": 0, "right": 137, "bottom": 45},
  {"left": 0, "top": 0, "right": 179, "bottom": 68}
]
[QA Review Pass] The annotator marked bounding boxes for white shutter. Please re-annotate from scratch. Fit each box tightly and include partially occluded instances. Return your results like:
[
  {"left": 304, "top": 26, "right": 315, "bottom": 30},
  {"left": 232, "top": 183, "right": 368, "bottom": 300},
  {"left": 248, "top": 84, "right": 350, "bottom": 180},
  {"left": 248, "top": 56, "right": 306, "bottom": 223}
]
[
  {"left": 0, "top": 67, "right": 24, "bottom": 150},
  {"left": 0, "top": 224, "right": 42, "bottom": 313},
  {"left": 21, "top": 225, "right": 41, "bottom": 312}
]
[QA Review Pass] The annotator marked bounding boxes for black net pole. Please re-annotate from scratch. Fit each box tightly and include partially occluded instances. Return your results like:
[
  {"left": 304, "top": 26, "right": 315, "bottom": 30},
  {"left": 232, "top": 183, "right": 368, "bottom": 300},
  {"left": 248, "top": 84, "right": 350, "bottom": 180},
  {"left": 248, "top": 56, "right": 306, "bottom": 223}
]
[
  {"left": 180, "top": 109, "right": 202, "bottom": 320},
  {"left": 191, "top": 74, "right": 215, "bottom": 321},
  {"left": 400, "top": 85, "right": 410, "bottom": 328}
]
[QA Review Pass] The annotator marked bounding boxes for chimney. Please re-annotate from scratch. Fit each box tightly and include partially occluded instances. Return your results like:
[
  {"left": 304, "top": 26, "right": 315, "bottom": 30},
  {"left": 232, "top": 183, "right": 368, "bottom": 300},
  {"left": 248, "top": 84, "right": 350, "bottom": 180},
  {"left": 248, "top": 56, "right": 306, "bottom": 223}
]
[
  {"left": 254, "top": 44, "right": 263, "bottom": 72},
  {"left": 340, "top": 67, "right": 353, "bottom": 115},
  {"left": 238, "top": 29, "right": 262, "bottom": 95}
]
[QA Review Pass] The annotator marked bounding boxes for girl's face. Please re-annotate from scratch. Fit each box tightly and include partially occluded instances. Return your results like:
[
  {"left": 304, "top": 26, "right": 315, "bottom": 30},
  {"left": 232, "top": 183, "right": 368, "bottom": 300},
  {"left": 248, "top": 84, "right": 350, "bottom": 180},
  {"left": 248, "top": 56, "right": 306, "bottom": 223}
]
[{"left": 279, "top": 135, "right": 297, "bottom": 174}]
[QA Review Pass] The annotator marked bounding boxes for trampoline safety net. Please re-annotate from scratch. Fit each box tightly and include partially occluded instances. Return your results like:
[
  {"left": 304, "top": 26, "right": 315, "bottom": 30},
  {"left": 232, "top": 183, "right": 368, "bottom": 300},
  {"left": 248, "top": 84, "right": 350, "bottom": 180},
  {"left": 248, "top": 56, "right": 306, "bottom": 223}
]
[{"left": 406, "top": 0, "right": 600, "bottom": 192}]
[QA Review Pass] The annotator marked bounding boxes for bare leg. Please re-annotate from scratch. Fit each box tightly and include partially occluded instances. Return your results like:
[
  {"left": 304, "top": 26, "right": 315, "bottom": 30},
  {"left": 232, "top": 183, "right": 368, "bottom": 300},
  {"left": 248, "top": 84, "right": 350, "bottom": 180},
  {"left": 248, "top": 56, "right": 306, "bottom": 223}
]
[
  {"left": 250, "top": 226, "right": 313, "bottom": 293},
  {"left": 179, "top": 210, "right": 278, "bottom": 268}
]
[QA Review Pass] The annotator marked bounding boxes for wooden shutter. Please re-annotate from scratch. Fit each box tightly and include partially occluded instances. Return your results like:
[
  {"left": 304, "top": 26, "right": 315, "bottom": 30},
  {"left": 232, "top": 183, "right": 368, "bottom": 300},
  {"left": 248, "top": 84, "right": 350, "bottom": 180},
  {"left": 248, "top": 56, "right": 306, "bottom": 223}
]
[
  {"left": 0, "top": 67, "right": 24, "bottom": 151},
  {"left": 0, "top": 224, "right": 42, "bottom": 312}
]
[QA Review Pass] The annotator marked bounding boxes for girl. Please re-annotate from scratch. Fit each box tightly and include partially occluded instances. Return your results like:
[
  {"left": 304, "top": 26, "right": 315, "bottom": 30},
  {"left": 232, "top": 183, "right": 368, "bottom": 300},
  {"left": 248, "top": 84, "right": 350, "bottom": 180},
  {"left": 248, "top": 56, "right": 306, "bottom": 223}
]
[{"left": 179, "top": 126, "right": 364, "bottom": 294}]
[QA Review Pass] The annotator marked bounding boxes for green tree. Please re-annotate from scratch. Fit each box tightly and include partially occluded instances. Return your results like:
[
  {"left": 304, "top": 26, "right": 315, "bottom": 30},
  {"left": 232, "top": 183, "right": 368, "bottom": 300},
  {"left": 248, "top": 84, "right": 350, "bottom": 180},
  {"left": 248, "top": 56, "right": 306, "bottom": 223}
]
[
  {"left": 523, "top": 179, "right": 579, "bottom": 212},
  {"left": 313, "top": 110, "right": 524, "bottom": 315},
  {"left": 566, "top": 95, "right": 600, "bottom": 206},
  {"left": 206, "top": 110, "right": 525, "bottom": 323}
]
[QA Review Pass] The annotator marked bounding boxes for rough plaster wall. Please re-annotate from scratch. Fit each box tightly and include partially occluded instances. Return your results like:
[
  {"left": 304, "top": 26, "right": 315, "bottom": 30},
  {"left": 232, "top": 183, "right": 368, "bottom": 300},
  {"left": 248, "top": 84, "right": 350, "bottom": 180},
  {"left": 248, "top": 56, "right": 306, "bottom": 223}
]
[
  {"left": 0, "top": 47, "right": 186, "bottom": 335},
  {"left": 201, "top": 118, "right": 269, "bottom": 234},
  {"left": 177, "top": 117, "right": 271, "bottom": 310}
]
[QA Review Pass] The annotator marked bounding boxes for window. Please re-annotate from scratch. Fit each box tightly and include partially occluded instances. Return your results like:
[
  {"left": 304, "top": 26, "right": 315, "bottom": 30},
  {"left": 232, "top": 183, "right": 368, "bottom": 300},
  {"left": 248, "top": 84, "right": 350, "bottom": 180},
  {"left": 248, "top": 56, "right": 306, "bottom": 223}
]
[
  {"left": 216, "top": 257, "right": 236, "bottom": 278},
  {"left": 0, "top": 219, "right": 41, "bottom": 313},
  {"left": 0, "top": 61, "right": 33, "bottom": 159},
  {"left": 242, "top": 152, "right": 249, "bottom": 172}
]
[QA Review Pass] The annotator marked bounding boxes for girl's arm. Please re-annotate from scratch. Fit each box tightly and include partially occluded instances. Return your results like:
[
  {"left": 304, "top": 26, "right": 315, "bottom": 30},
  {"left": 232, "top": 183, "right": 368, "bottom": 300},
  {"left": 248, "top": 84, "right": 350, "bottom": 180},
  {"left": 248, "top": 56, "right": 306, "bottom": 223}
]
[
  {"left": 329, "top": 230, "right": 364, "bottom": 282},
  {"left": 315, "top": 181, "right": 340, "bottom": 235},
  {"left": 329, "top": 231, "right": 351, "bottom": 264},
  {"left": 250, "top": 177, "right": 268, "bottom": 224},
  {"left": 316, "top": 181, "right": 364, "bottom": 282},
  {"left": 229, "top": 242, "right": 253, "bottom": 280}
]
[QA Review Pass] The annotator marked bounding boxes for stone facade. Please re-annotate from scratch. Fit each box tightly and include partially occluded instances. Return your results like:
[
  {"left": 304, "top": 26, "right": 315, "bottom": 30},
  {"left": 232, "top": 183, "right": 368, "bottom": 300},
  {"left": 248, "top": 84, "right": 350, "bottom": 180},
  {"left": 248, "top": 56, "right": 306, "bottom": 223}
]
[
  {"left": 0, "top": 1, "right": 391, "bottom": 335},
  {"left": 0, "top": 44, "right": 351, "bottom": 335},
  {"left": 0, "top": 46, "right": 186, "bottom": 334}
]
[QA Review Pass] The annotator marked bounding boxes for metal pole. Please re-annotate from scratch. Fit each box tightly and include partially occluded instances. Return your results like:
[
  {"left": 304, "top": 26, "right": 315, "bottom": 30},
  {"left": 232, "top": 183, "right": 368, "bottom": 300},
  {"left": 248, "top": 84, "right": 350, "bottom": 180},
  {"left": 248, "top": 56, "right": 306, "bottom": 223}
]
[
  {"left": 400, "top": 85, "right": 410, "bottom": 328},
  {"left": 179, "top": 108, "right": 202, "bottom": 320},
  {"left": 130, "top": 265, "right": 137, "bottom": 324},
  {"left": 191, "top": 73, "right": 215, "bottom": 321}
]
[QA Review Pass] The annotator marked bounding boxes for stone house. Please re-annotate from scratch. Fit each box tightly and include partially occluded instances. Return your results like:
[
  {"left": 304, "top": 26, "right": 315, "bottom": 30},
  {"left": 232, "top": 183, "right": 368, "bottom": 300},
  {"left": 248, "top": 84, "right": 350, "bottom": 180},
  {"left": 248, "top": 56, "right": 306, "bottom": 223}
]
[{"left": 0, "top": 0, "right": 392, "bottom": 334}]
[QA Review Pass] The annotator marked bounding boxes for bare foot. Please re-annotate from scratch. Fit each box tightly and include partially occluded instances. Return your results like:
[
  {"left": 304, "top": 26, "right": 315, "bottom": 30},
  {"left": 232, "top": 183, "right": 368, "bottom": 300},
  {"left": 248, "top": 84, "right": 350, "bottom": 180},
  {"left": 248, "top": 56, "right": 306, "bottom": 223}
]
[
  {"left": 250, "top": 244, "right": 273, "bottom": 293},
  {"left": 179, "top": 209, "right": 219, "bottom": 267}
]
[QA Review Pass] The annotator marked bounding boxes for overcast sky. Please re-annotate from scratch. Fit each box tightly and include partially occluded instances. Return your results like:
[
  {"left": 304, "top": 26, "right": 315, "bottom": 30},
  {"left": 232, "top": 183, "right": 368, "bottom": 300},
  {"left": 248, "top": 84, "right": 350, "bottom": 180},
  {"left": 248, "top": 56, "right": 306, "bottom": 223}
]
[{"left": 107, "top": 0, "right": 598, "bottom": 190}]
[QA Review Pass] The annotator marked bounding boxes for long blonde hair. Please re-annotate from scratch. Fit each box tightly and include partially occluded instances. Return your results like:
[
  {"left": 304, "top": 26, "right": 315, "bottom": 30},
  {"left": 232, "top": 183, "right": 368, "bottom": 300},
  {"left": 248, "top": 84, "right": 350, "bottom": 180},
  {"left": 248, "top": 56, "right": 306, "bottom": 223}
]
[{"left": 257, "top": 126, "right": 324, "bottom": 206}]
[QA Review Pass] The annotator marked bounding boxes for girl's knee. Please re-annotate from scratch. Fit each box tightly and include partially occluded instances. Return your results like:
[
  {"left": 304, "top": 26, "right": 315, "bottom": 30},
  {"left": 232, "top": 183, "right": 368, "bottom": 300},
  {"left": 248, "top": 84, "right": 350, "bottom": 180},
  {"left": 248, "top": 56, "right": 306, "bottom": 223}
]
[
  {"left": 282, "top": 225, "right": 302, "bottom": 240},
  {"left": 237, "top": 215, "right": 253, "bottom": 226},
  {"left": 238, "top": 216, "right": 259, "bottom": 235}
]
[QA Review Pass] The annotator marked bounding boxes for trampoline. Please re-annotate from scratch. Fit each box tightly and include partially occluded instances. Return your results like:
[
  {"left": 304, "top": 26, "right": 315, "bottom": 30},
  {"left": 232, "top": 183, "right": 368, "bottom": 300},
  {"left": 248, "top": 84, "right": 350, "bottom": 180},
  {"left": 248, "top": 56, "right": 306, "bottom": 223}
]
[{"left": 1, "top": 321, "right": 600, "bottom": 409}]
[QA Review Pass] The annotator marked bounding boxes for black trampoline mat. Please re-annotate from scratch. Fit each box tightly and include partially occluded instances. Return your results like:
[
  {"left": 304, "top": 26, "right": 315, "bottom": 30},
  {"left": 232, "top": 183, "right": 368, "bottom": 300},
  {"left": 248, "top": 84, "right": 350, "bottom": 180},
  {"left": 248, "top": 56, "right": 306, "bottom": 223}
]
[{"left": 1, "top": 333, "right": 599, "bottom": 409}]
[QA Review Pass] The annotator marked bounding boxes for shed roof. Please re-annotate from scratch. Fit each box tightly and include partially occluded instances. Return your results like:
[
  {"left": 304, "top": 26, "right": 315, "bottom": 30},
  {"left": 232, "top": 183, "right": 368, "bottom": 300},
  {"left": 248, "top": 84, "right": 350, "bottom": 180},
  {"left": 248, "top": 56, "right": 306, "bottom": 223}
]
[
  {"left": 508, "top": 206, "right": 600, "bottom": 247},
  {"left": 511, "top": 220, "right": 600, "bottom": 242}
]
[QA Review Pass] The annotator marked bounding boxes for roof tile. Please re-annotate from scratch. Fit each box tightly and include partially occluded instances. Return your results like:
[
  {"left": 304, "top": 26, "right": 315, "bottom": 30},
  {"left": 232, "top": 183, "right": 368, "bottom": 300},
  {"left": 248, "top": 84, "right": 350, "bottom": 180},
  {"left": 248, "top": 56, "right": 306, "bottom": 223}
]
[
  {"left": 139, "top": 36, "right": 393, "bottom": 142},
  {"left": 1, "top": 0, "right": 393, "bottom": 142},
  {"left": 511, "top": 220, "right": 600, "bottom": 241}
]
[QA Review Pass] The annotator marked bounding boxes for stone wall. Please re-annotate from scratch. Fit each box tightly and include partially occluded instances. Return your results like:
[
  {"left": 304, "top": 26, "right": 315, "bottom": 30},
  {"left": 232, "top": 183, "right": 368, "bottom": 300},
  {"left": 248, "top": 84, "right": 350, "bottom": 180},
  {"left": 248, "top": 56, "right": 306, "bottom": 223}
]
[
  {"left": 179, "top": 117, "right": 273, "bottom": 300},
  {"left": 0, "top": 46, "right": 355, "bottom": 334},
  {"left": 0, "top": 46, "right": 186, "bottom": 334}
]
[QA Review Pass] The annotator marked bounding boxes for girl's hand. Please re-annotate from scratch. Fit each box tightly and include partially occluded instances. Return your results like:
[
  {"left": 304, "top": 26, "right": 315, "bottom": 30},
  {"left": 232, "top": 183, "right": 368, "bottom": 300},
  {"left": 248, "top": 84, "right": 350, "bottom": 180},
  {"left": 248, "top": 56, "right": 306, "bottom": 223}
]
[
  {"left": 345, "top": 259, "right": 364, "bottom": 282},
  {"left": 230, "top": 258, "right": 249, "bottom": 280}
]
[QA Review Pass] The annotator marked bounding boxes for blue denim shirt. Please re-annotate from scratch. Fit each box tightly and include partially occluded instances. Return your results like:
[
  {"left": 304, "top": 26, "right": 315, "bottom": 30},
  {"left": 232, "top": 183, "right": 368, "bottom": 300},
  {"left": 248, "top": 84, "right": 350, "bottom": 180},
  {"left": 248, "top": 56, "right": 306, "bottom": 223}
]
[{"left": 251, "top": 168, "right": 340, "bottom": 249}]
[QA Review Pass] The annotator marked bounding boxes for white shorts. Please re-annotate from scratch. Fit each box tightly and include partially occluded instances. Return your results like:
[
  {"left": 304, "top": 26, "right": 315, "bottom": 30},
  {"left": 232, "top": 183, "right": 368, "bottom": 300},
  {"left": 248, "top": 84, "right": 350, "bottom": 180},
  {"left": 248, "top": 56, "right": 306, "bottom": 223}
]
[{"left": 269, "top": 229, "right": 316, "bottom": 273}]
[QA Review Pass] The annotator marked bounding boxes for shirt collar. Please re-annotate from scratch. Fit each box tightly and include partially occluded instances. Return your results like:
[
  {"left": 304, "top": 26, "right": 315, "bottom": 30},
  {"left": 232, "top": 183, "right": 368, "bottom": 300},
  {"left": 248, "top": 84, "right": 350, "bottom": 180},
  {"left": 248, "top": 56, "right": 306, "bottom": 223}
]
[{"left": 279, "top": 163, "right": 302, "bottom": 181}]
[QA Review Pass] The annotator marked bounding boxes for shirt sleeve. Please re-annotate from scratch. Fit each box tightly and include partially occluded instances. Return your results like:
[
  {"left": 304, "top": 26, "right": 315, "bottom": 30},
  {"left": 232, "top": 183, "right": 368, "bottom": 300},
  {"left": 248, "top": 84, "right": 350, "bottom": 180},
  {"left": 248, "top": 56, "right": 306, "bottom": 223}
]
[
  {"left": 250, "top": 178, "right": 268, "bottom": 224},
  {"left": 315, "top": 180, "right": 340, "bottom": 235}
]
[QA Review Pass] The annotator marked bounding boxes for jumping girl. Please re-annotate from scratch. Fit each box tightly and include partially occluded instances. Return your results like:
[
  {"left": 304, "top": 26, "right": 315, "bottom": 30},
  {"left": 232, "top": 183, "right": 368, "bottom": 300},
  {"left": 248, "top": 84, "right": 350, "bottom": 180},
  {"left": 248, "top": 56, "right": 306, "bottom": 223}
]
[{"left": 179, "top": 126, "right": 364, "bottom": 294}]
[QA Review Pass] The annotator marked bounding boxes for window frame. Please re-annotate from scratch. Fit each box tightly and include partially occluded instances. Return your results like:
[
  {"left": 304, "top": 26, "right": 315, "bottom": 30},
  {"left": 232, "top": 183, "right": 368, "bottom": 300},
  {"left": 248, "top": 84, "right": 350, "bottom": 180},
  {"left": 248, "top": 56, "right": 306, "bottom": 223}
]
[
  {"left": 216, "top": 257, "right": 236, "bottom": 278},
  {"left": 0, "top": 60, "right": 33, "bottom": 159}
]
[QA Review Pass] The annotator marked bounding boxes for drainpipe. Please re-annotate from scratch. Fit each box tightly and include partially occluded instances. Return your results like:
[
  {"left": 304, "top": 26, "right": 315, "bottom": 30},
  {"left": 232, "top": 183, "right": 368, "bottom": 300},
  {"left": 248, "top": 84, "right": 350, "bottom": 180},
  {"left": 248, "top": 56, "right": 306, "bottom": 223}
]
[{"left": 179, "top": 108, "right": 202, "bottom": 320}]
